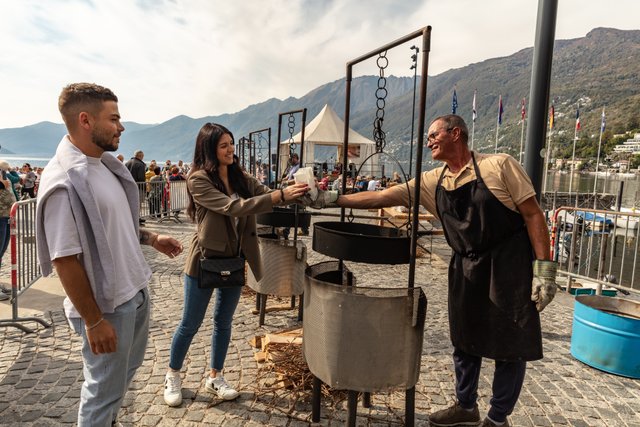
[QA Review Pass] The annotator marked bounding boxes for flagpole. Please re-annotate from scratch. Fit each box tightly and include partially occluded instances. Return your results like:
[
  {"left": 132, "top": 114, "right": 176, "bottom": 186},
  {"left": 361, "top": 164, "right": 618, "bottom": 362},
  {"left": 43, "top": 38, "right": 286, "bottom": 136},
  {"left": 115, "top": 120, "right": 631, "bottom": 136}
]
[
  {"left": 471, "top": 89, "right": 477, "bottom": 150},
  {"left": 495, "top": 95, "right": 502, "bottom": 153},
  {"left": 593, "top": 106, "right": 605, "bottom": 197},
  {"left": 543, "top": 130, "right": 552, "bottom": 193},
  {"left": 519, "top": 98, "right": 526, "bottom": 163},
  {"left": 569, "top": 124, "right": 578, "bottom": 205},
  {"left": 471, "top": 121, "right": 475, "bottom": 151},
  {"left": 519, "top": 118, "right": 525, "bottom": 163}
]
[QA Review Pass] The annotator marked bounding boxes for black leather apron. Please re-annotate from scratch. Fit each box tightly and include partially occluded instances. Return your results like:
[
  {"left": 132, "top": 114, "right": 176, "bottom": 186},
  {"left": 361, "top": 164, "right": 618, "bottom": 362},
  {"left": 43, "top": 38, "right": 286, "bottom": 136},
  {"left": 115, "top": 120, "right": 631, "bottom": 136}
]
[{"left": 435, "top": 153, "right": 542, "bottom": 361}]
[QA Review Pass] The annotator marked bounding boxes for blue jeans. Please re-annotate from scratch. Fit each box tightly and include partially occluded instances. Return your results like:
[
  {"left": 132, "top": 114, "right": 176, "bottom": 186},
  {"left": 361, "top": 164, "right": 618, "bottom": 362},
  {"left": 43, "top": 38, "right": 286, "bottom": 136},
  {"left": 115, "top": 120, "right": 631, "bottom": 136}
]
[
  {"left": 0, "top": 217, "right": 10, "bottom": 268},
  {"left": 70, "top": 288, "right": 149, "bottom": 427},
  {"left": 169, "top": 274, "right": 242, "bottom": 371}
]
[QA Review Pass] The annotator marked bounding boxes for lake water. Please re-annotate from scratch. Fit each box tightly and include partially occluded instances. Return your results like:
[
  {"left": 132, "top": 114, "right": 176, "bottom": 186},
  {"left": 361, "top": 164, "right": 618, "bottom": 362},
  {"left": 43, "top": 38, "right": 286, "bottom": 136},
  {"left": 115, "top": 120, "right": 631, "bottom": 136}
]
[
  {"left": 0, "top": 155, "right": 51, "bottom": 168},
  {"left": 544, "top": 171, "right": 639, "bottom": 208}
]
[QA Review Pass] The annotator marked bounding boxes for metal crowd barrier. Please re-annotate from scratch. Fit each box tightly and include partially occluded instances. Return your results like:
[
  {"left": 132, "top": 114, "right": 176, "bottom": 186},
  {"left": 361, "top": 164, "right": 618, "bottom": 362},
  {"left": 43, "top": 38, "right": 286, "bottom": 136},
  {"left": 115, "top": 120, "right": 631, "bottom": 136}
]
[
  {"left": 551, "top": 206, "right": 640, "bottom": 295},
  {"left": 0, "top": 199, "right": 51, "bottom": 333},
  {"left": 137, "top": 180, "right": 189, "bottom": 223}
]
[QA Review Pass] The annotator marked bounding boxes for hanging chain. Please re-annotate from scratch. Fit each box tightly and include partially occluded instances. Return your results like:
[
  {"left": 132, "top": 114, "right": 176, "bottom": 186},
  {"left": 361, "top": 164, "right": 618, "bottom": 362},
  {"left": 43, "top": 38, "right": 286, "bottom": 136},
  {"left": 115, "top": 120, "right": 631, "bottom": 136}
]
[
  {"left": 256, "top": 133, "right": 264, "bottom": 163},
  {"left": 373, "top": 50, "right": 388, "bottom": 153},
  {"left": 288, "top": 113, "right": 297, "bottom": 157}
]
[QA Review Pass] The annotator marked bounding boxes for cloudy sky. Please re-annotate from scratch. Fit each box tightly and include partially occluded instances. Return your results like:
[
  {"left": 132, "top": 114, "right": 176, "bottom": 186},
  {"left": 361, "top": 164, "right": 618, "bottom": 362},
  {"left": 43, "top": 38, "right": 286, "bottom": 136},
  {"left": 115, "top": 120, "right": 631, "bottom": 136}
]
[{"left": 1, "top": 0, "right": 638, "bottom": 128}]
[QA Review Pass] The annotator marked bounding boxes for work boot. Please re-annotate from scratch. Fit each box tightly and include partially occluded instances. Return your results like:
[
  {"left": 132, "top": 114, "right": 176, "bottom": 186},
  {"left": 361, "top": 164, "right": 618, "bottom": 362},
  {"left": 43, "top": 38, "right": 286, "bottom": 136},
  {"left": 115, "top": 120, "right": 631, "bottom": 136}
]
[{"left": 428, "top": 402, "right": 480, "bottom": 426}]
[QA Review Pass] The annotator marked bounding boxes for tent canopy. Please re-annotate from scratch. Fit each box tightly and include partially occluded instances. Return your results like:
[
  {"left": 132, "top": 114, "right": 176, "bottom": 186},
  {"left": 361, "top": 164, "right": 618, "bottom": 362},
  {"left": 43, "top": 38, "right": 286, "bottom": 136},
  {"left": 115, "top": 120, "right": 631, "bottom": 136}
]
[{"left": 279, "top": 104, "right": 378, "bottom": 175}]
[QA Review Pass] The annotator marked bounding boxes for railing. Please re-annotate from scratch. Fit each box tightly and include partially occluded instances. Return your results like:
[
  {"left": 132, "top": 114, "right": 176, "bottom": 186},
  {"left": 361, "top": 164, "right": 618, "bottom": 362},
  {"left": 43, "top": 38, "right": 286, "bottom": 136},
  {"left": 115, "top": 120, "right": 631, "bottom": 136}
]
[
  {"left": 136, "top": 180, "right": 189, "bottom": 223},
  {"left": 0, "top": 199, "right": 51, "bottom": 333},
  {"left": 551, "top": 206, "right": 640, "bottom": 295}
]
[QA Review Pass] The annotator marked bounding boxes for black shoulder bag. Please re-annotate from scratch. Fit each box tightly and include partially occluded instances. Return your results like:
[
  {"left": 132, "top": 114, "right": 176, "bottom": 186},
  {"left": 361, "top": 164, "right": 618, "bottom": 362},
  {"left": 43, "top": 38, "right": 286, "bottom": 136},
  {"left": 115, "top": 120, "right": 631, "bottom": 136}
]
[{"left": 198, "top": 239, "right": 245, "bottom": 289}]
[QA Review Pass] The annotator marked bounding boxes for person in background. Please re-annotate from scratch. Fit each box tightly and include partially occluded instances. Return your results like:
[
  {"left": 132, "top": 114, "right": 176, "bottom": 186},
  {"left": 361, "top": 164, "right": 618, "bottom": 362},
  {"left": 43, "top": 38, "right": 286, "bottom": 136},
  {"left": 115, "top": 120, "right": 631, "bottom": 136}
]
[
  {"left": 20, "top": 163, "right": 37, "bottom": 198},
  {"left": 0, "top": 160, "right": 17, "bottom": 300},
  {"left": 1, "top": 160, "right": 21, "bottom": 200},
  {"left": 148, "top": 166, "right": 163, "bottom": 219},
  {"left": 36, "top": 82, "right": 183, "bottom": 427},
  {"left": 116, "top": 154, "right": 124, "bottom": 162},
  {"left": 367, "top": 176, "right": 379, "bottom": 191},
  {"left": 125, "top": 150, "right": 147, "bottom": 225},
  {"left": 283, "top": 153, "right": 300, "bottom": 183},
  {"left": 163, "top": 123, "right": 308, "bottom": 407},
  {"left": 392, "top": 171, "right": 402, "bottom": 184},
  {"left": 145, "top": 160, "right": 157, "bottom": 182},
  {"left": 281, "top": 152, "right": 308, "bottom": 237},
  {"left": 162, "top": 160, "right": 172, "bottom": 174},
  {"left": 301, "top": 114, "right": 557, "bottom": 427},
  {"left": 177, "top": 159, "right": 189, "bottom": 175},
  {"left": 168, "top": 165, "right": 185, "bottom": 181}
]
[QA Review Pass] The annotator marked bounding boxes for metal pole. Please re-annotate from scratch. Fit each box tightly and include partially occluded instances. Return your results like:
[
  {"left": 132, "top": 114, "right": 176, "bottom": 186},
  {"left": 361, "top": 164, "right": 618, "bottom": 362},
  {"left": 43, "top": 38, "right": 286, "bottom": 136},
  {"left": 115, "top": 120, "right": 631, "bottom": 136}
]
[
  {"left": 408, "top": 46, "right": 419, "bottom": 178},
  {"left": 523, "top": 0, "right": 558, "bottom": 201}
]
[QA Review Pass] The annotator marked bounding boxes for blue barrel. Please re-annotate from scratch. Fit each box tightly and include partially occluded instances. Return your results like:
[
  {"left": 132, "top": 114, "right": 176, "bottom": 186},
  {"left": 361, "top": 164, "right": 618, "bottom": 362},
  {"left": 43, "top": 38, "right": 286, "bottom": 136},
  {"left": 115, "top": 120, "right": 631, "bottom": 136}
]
[{"left": 571, "top": 295, "right": 640, "bottom": 379}]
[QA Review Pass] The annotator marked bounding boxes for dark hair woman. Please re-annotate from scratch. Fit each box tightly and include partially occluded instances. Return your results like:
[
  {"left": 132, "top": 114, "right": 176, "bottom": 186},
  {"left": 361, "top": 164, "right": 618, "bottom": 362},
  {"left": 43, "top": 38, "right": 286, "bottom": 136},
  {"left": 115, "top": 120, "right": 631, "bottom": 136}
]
[{"left": 163, "top": 123, "right": 308, "bottom": 406}]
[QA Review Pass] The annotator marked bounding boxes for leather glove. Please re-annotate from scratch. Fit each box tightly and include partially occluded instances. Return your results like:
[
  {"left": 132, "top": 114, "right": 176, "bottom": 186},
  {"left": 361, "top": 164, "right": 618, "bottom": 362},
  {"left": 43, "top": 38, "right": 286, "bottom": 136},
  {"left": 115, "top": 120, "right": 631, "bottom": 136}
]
[
  {"left": 298, "top": 189, "right": 339, "bottom": 209},
  {"left": 531, "top": 260, "right": 558, "bottom": 312}
]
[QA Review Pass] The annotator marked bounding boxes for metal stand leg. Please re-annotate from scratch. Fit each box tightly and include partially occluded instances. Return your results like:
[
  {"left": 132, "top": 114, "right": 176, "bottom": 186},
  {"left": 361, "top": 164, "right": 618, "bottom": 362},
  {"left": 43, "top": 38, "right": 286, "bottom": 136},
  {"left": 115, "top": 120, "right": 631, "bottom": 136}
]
[
  {"left": 362, "top": 392, "right": 371, "bottom": 408},
  {"left": 405, "top": 387, "right": 415, "bottom": 427},
  {"left": 259, "top": 293, "right": 267, "bottom": 326},
  {"left": 297, "top": 294, "right": 303, "bottom": 321},
  {"left": 290, "top": 296, "right": 296, "bottom": 308},
  {"left": 255, "top": 293, "right": 261, "bottom": 312},
  {"left": 347, "top": 390, "right": 358, "bottom": 426},
  {"left": 312, "top": 376, "right": 321, "bottom": 422}
]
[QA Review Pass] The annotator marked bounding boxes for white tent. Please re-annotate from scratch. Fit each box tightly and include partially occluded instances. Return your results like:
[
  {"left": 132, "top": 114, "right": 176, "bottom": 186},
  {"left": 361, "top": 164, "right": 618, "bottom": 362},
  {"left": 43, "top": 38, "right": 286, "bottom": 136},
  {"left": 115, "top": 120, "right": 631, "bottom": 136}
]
[{"left": 279, "top": 104, "right": 379, "bottom": 177}]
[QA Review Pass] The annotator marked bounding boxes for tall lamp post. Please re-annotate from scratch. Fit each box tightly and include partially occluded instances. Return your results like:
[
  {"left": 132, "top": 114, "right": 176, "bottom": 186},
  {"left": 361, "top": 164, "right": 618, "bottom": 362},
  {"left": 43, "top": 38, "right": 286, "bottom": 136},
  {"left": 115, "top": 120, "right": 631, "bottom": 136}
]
[{"left": 408, "top": 45, "right": 419, "bottom": 178}]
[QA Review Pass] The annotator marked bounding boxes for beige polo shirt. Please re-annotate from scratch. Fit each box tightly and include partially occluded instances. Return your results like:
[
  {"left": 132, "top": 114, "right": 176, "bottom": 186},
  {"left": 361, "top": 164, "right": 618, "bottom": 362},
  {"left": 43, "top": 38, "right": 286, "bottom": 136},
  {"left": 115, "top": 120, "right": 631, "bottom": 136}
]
[{"left": 387, "top": 152, "right": 536, "bottom": 219}]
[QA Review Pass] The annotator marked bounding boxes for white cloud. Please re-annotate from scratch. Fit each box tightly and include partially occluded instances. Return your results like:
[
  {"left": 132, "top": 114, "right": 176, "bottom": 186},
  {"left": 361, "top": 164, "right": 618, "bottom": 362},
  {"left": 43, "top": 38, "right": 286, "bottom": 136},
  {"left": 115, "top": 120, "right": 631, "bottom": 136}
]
[{"left": 0, "top": 0, "right": 638, "bottom": 128}]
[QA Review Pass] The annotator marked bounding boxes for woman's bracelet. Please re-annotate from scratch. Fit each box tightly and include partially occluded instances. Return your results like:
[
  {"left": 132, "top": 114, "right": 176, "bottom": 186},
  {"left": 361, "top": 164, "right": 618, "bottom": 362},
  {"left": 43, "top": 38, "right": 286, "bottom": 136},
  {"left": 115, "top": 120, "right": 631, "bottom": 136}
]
[
  {"left": 279, "top": 188, "right": 285, "bottom": 203},
  {"left": 85, "top": 317, "right": 104, "bottom": 331}
]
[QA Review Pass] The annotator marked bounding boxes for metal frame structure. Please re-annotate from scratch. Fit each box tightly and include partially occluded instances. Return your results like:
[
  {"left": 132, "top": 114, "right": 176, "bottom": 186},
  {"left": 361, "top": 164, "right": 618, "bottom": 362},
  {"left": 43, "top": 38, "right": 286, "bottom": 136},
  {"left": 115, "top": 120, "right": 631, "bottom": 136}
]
[
  {"left": 308, "top": 26, "right": 432, "bottom": 427},
  {"left": 248, "top": 127, "right": 272, "bottom": 187},
  {"left": 274, "top": 108, "right": 307, "bottom": 186}
]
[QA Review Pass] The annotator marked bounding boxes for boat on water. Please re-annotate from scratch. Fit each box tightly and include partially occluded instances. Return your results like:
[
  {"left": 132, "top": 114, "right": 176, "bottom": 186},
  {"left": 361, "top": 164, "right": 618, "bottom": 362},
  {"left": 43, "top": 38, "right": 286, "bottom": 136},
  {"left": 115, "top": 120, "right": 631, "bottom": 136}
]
[
  {"left": 609, "top": 207, "right": 640, "bottom": 230},
  {"left": 557, "top": 210, "right": 614, "bottom": 231}
]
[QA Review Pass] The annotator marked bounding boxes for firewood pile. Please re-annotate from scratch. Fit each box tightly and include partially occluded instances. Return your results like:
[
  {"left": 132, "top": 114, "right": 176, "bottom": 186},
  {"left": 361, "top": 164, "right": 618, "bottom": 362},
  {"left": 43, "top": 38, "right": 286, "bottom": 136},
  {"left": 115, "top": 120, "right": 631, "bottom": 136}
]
[{"left": 250, "top": 328, "right": 347, "bottom": 402}]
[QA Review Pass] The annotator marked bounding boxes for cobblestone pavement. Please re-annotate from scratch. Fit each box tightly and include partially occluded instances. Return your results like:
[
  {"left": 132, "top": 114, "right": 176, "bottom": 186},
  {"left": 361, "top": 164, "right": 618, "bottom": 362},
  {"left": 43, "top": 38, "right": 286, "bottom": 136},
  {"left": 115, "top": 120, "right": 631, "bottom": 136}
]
[{"left": 1, "top": 213, "right": 639, "bottom": 426}]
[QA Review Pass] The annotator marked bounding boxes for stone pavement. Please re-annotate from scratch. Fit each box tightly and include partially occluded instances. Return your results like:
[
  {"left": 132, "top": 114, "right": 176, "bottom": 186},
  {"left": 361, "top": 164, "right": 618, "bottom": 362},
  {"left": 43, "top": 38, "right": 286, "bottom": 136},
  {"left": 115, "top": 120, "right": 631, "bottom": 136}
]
[{"left": 1, "top": 215, "right": 639, "bottom": 427}]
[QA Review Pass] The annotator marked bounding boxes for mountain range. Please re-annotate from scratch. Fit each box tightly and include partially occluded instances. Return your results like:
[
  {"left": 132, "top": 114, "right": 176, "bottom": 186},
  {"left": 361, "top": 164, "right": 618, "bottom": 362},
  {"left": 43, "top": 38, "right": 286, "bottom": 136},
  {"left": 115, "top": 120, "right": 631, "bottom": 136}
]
[{"left": 2, "top": 27, "right": 639, "bottom": 171}]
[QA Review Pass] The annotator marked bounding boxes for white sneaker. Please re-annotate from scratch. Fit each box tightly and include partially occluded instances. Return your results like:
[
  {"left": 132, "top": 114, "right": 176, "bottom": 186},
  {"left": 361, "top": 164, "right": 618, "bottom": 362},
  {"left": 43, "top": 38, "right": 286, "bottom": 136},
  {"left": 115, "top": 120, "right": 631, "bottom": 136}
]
[
  {"left": 205, "top": 375, "right": 239, "bottom": 400},
  {"left": 164, "top": 371, "right": 182, "bottom": 407}
]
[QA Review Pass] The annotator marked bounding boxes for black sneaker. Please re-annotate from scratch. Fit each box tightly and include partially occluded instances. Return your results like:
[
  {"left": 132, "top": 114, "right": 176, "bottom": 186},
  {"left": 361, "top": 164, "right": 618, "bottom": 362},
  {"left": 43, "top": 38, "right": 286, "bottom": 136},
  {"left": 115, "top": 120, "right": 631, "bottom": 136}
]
[{"left": 429, "top": 402, "right": 480, "bottom": 426}]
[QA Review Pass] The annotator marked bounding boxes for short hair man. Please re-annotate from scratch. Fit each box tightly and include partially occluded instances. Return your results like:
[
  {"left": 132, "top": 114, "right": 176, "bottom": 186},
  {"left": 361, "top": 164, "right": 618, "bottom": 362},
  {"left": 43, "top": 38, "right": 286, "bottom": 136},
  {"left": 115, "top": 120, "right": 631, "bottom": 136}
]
[
  {"left": 36, "top": 83, "right": 183, "bottom": 427},
  {"left": 303, "top": 114, "right": 557, "bottom": 427}
]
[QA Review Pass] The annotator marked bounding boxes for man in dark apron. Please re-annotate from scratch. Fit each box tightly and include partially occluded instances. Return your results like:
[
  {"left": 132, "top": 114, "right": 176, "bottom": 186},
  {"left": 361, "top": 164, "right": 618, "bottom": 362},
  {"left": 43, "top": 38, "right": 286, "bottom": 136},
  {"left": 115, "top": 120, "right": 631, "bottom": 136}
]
[{"left": 304, "top": 115, "right": 558, "bottom": 427}]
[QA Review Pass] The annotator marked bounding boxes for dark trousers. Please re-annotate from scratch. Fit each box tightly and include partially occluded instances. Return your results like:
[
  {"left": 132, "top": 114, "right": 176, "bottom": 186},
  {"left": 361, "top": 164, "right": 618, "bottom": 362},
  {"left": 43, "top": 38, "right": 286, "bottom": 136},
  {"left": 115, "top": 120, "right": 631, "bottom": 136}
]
[{"left": 453, "top": 347, "right": 526, "bottom": 423}]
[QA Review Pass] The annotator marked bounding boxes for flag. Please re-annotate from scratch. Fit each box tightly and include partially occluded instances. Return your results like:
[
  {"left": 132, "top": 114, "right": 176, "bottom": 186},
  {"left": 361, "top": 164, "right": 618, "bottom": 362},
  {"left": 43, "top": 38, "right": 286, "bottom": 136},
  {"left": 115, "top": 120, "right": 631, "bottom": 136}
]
[
  {"left": 521, "top": 98, "right": 526, "bottom": 120},
  {"left": 498, "top": 95, "right": 504, "bottom": 125},
  {"left": 575, "top": 107, "right": 581, "bottom": 131},
  {"left": 452, "top": 88, "right": 458, "bottom": 114},
  {"left": 601, "top": 107, "right": 606, "bottom": 132},
  {"left": 472, "top": 90, "right": 477, "bottom": 122},
  {"left": 549, "top": 104, "right": 555, "bottom": 129}
]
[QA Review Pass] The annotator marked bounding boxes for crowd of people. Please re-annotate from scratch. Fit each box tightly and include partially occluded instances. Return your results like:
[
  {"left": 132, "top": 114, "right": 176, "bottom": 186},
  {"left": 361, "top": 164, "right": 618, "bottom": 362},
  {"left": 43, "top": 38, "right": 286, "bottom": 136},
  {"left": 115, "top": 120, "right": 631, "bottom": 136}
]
[{"left": 30, "top": 82, "right": 556, "bottom": 427}]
